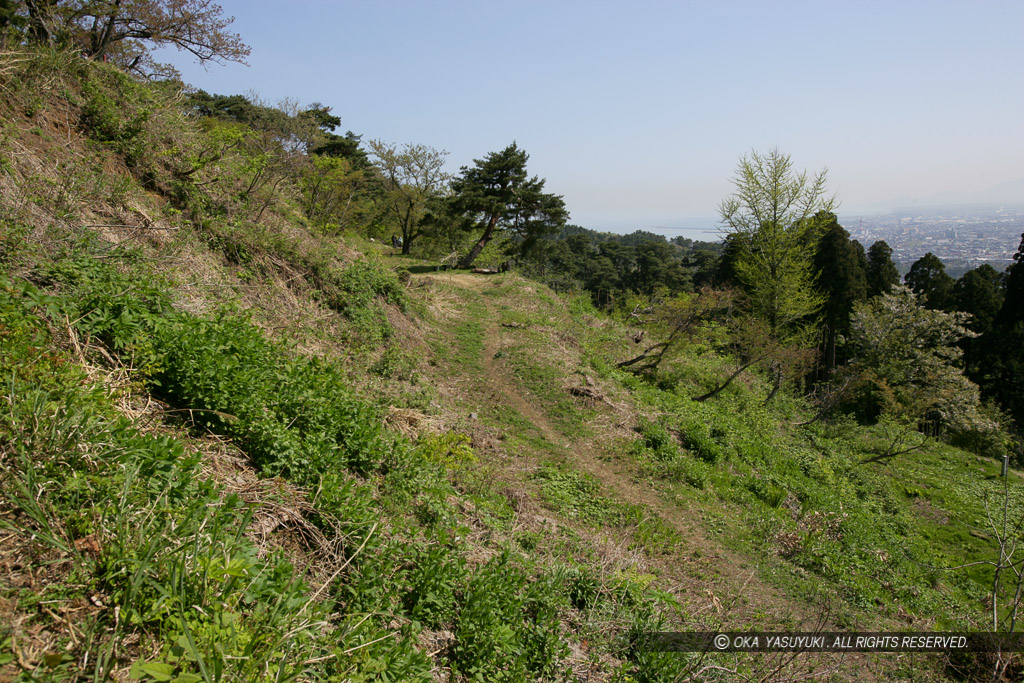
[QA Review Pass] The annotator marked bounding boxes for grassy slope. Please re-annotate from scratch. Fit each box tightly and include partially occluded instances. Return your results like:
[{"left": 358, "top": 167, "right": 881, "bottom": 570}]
[{"left": 0, "top": 48, "right": 1018, "bottom": 682}]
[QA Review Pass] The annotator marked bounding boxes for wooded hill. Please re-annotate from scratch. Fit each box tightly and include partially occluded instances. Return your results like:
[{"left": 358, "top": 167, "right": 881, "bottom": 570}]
[{"left": 1, "top": 36, "right": 1023, "bottom": 683}]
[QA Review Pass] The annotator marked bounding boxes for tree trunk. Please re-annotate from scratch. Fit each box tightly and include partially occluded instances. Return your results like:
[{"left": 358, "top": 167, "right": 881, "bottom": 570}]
[
  {"left": 457, "top": 214, "right": 499, "bottom": 269},
  {"left": 92, "top": 0, "right": 124, "bottom": 57},
  {"left": 764, "top": 363, "right": 783, "bottom": 403},
  {"left": 24, "top": 0, "right": 54, "bottom": 44},
  {"left": 692, "top": 354, "right": 766, "bottom": 402}
]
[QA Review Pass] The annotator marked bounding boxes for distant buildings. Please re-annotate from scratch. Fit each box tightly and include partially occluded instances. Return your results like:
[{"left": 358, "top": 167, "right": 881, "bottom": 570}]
[{"left": 846, "top": 207, "right": 1022, "bottom": 276}]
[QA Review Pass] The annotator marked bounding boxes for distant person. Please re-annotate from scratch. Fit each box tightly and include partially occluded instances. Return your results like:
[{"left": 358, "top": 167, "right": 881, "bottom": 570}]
[{"left": 391, "top": 234, "right": 402, "bottom": 250}]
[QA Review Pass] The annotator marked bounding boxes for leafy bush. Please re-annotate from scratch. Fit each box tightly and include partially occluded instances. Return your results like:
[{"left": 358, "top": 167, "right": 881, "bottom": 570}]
[
  {"left": 371, "top": 343, "right": 419, "bottom": 380},
  {"left": 448, "top": 552, "right": 567, "bottom": 681},
  {"left": 152, "top": 311, "right": 387, "bottom": 478},
  {"left": 403, "top": 543, "right": 468, "bottom": 627},
  {"left": 79, "top": 70, "right": 156, "bottom": 170},
  {"left": 679, "top": 419, "right": 725, "bottom": 463},
  {"left": 630, "top": 419, "right": 711, "bottom": 489}
]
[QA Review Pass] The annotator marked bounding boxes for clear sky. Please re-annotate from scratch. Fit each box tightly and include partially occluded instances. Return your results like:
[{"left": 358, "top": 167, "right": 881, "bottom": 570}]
[{"left": 160, "top": 0, "right": 1024, "bottom": 233}]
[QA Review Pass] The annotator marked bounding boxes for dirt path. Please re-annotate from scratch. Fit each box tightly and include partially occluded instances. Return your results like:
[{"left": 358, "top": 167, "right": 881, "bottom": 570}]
[{"left": 435, "top": 273, "right": 824, "bottom": 629}]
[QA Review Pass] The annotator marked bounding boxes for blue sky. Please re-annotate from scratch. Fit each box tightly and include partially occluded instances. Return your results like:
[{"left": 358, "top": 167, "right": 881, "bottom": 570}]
[{"left": 160, "top": 0, "right": 1024, "bottom": 233}]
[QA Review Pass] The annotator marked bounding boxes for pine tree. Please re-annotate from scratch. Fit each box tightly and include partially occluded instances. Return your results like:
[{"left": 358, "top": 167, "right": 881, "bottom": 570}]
[{"left": 450, "top": 143, "right": 567, "bottom": 269}]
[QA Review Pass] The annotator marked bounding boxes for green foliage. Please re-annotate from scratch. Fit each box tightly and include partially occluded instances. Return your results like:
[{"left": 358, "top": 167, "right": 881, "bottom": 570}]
[
  {"left": 333, "top": 255, "right": 405, "bottom": 313},
  {"left": 403, "top": 544, "right": 468, "bottom": 627},
  {"left": 81, "top": 76, "right": 152, "bottom": 168},
  {"left": 450, "top": 142, "right": 568, "bottom": 269},
  {"left": 533, "top": 463, "right": 682, "bottom": 551},
  {"left": 630, "top": 418, "right": 713, "bottom": 488},
  {"left": 0, "top": 220, "right": 31, "bottom": 266},
  {"left": 866, "top": 240, "right": 900, "bottom": 298},
  {"left": 415, "top": 432, "right": 477, "bottom": 470},
  {"left": 153, "top": 311, "right": 387, "bottom": 478},
  {"left": 0, "top": 281, "right": 328, "bottom": 681},
  {"left": 976, "top": 233, "right": 1024, "bottom": 431},
  {"left": 849, "top": 285, "right": 992, "bottom": 435},
  {"left": 448, "top": 552, "right": 567, "bottom": 681},
  {"left": 370, "top": 343, "right": 419, "bottom": 380},
  {"left": 905, "top": 252, "right": 954, "bottom": 310},
  {"left": 367, "top": 139, "right": 450, "bottom": 255},
  {"left": 719, "top": 149, "right": 833, "bottom": 343},
  {"left": 813, "top": 214, "right": 868, "bottom": 374}
]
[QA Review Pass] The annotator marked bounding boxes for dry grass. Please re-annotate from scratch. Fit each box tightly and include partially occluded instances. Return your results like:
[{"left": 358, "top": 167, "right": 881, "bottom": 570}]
[{"left": 384, "top": 407, "right": 441, "bottom": 439}]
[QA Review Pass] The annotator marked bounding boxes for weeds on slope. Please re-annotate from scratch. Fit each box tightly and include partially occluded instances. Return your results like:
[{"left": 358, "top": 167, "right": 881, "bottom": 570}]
[{"left": 1, "top": 261, "right": 723, "bottom": 681}]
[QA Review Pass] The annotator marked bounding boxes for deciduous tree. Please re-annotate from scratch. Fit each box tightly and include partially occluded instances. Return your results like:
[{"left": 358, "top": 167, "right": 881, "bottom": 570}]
[
  {"left": 367, "top": 140, "right": 450, "bottom": 255},
  {"left": 848, "top": 285, "right": 990, "bottom": 440},
  {"left": 718, "top": 148, "right": 834, "bottom": 399},
  {"left": 13, "top": 0, "right": 249, "bottom": 76}
]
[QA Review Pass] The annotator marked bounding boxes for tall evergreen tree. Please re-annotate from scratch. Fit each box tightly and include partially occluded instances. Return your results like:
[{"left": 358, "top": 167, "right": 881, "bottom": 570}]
[
  {"left": 812, "top": 213, "right": 868, "bottom": 376},
  {"left": 953, "top": 264, "right": 1005, "bottom": 335},
  {"left": 865, "top": 240, "right": 900, "bottom": 298},
  {"left": 980, "top": 234, "right": 1024, "bottom": 428},
  {"left": 954, "top": 264, "right": 1005, "bottom": 383},
  {"left": 713, "top": 232, "right": 745, "bottom": 288},
  {"left": 905, "top": 252, "right": 954, "bottom": 310}
]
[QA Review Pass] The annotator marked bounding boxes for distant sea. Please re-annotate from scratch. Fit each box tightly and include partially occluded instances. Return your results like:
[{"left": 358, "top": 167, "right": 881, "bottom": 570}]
[{"left": 592, "top": 217, "right": 724, "bottom": 242}]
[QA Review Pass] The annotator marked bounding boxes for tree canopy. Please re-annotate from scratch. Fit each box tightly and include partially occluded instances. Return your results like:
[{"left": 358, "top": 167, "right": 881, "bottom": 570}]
[
  {"left": 10, "top": 0, "right": 249, "bottom": 76},
  {"left": 719, "top": 149, "right": 834, "bottom": 339},
  {"left": 904, "top": 252, "right": 954, "bottom": 310},
  {"left": 849, "top": 285, "right": 985, "bottom": 434},
  {"left": 449, "top": 142, "right": 567, "bottom": 269},
  {"left": 977, "top": 234, "right": 1024, "bottom": 429},
  {"left": 865, "top": 240, "right": 900, "bottom": 298},
  {"left": 812, "top": 213, "right": 867, "bottom": 376},
  {"left": 718, "top": 149, "right": 834, "bottom": 399},
  {"left": 367, "top": 140, "right": 450, "bottom": 255}
]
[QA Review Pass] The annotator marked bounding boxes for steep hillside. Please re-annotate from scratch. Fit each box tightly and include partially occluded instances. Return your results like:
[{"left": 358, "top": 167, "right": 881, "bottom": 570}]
[{"left": 0, "top": 48, "right": 1019, "bottom": 682}]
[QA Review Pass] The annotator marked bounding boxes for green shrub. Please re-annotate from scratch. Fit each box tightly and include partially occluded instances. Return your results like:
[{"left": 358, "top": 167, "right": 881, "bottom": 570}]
[
  {"left": 415, "top": 432, "right": 477, "bottom": 470},
  {"left": 448, "top": 552, "right": 566, "bottom": 681},
  {"left": 80, "top": 75, "right": 152, "bottom": 169},
  {"left": 403, "top": 544, "right": 468, "bottom": 627},
  {"left": 679, "top": 420, "right": 725, "bottom": 463},
  {"left": 634, "top": 417, "right": 673, "bottom": 452},
  {"left": 746, "top": 478, "right": 788, "bottom": 508},
  {"left": 371, "top": 343, "right": 419, "bottom": 381}
]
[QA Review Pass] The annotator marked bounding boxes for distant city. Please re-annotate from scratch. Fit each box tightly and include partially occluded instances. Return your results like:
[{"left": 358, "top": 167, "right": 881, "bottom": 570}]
[
  {"left": 631, "top": 204, "right": 1024, "bottom": 279},
  {"left": 845, "top": 205, "right": 1024, "bottom": 277}
]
